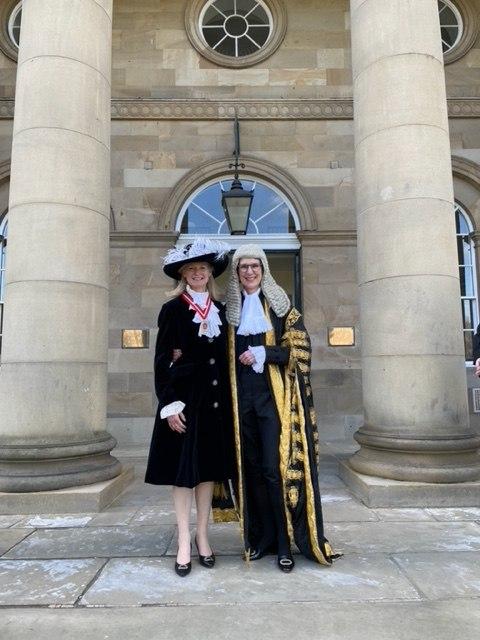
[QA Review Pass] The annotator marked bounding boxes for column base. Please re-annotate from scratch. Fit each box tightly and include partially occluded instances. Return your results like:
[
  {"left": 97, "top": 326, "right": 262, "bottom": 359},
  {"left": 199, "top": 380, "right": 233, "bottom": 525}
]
[
  {"left": 339, "top": 461, "right": 480, "bottom": 508},
  {"left": 0, "top": 431, "right": 123, "bottom": 492},
  {"left": 0, "top": 465, "right": 134, "bottom": 514},
  {"left": 349, "top": 428, "right": 480, "bottom": 483}
]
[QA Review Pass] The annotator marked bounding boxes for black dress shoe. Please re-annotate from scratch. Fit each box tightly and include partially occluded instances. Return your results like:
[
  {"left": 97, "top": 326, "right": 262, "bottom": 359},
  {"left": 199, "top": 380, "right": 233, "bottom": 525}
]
[
  {"left": 195, "top": 537, "right": 215, "bottom": 568},
  {"left": 174, "top": 561, "right": 191, "bottom": 577},
  {"left": 277, "top": 554, "right": 295, "bottom": 573},
  {"left": 249, "top": 547, "right": 268, "bottom": 561}
]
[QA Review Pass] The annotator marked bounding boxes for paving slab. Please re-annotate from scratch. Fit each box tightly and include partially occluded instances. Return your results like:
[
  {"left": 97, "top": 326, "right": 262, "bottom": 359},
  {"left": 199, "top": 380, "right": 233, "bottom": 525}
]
[
  {"left": 322, "top": 491, "right": 379, "bottom": 522},
  {"left": 3, "top": 525, "right": 175, "bottom": 559},
  {"left": 130, "top": 505, "right": 184, "bottom": 526},
  {"left": 3, "top": 601, "right": 480, "bottom": 640},
  {"left": 0, "top": 559, "right": 105, "bottom": 606},
  {"left": 426, "top": 507, "right": 480, "bottom": 521},
  {"left": 16, "top": 515, "right": 94, "bottom": 528},
  {"left": 373, "top": 508, "right": 435, "bottom": 522},
  {"left": 0, "top": 529, "right": 34, "bottom": 555},
  {"left": 80, "top": 554, "right": 419, "bottom": 606},
  {"left": 86, "top": 508, "right": 137, "bottom": 526},
  {"left": 393, "top": 551, "right": 480, "bottom": 600},
  {"left": 165, "top": 522, "right": 243, "bottom": 556},
  {"left": 328, "top": 521, "right": 480, "bottom": 553},
  {"left": 0, "top": 515, "right": 23, "bottom": 528}
]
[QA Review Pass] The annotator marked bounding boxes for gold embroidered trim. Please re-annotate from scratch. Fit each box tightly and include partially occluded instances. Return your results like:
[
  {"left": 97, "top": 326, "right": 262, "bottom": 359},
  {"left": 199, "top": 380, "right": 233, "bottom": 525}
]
[
  {"left": 296, "top": 374, "right": 330, "bottom": 566},
  {"left": 212, "top": 508, "right": 239, "bottom": 523},
  {"left": 228, "top": 325, "right": 245, "bottom": 539}
]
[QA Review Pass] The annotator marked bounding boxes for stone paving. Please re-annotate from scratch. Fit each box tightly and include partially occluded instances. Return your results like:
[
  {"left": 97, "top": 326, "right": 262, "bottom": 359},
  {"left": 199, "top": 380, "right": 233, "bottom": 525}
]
[{"left": 2, "top": 443, "right": 480, "bottom": 639}]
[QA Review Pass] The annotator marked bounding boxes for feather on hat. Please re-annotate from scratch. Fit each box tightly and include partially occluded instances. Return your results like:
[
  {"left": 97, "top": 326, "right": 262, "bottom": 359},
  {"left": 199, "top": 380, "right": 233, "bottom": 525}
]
[{"left": 163, "top": 237, "right": 230, "bottom": 279}]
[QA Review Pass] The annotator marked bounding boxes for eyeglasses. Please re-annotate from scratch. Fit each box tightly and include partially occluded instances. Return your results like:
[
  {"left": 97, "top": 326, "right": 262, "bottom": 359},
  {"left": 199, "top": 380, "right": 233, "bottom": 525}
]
[{"left": 238, "top": 263, "right": 262, "bottom": 273}]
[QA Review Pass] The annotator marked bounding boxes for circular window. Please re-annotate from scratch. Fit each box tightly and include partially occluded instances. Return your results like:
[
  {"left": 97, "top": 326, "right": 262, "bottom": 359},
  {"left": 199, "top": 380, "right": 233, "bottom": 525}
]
[
  {"left": 438, "top": 0, "right": 462, "bottom": 54},
  {"left": 0, "top": 0, "right": 22, "bottom": 61},
  {"left": 200, "top": 0, "right": 272, "bottom": 59},
  {"left": 438, "top": 0, "right": 479, "bottom": 64},
  {"left": 185, "top": 0, "right": 286, "bottom": 68},
  {"left": 178, "top": 177, "right": 298, "bottom": 235}
]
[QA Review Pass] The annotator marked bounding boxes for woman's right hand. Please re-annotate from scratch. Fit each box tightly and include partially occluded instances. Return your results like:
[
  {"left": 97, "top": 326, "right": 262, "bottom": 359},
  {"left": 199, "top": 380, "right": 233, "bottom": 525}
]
[{"left": 167, "top": 412, "right": 186, "bottom": 434}]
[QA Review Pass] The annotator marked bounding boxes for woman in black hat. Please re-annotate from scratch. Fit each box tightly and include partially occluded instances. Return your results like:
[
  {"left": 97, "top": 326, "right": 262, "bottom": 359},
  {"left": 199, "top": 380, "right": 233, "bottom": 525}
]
[{"left": 145, "top": 238, "right": 235, "bottom": 577}]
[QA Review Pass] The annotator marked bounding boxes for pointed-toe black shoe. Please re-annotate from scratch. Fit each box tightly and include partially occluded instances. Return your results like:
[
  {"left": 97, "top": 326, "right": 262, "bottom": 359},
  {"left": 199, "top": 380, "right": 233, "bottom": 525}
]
[
  {"left": 175, "top": 560, "right": 192, "bottom": 577},
  {"left": 195, "top": 537, "right": 215, "bottom": 568}
]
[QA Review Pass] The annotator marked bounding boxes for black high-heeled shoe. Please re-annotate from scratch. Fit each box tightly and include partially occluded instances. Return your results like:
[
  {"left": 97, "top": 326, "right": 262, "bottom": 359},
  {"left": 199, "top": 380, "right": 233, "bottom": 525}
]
[
  {"left": 175, "top": 543, "right": 192, "bottom": 577},
  {"left": 195, "top": 537, "right": 215, "bottom": 568},
  {"left": 174, "top": 560, "right": 191, "bottom": 577}
]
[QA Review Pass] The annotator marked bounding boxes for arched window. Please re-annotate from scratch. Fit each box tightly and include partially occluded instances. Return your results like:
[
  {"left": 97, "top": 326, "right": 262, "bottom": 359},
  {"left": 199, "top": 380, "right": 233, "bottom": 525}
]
[
  {"left": 455, "top": 202, "right": 478, "bottom": 359},
  {"left": 0, "top": 215, "right": 7, "bottom": 354},
  {"left": 176, "top": 176, "right": 301, "bottom": 306},
  {"left": 177, "top": 176, "right": 299, "bottom": 237}
]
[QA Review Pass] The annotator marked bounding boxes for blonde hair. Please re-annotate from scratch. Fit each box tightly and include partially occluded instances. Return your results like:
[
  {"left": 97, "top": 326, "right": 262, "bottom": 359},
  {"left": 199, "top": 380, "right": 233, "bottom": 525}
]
[{"left": 165, "top": 262, "right": 221, "bottom": 300}]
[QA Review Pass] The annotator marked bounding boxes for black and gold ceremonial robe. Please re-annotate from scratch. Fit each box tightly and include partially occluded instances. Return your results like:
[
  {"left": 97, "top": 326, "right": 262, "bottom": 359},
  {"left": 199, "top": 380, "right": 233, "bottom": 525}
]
[{"left": 228, "top": 302, "right": 336, "bottom": 565}]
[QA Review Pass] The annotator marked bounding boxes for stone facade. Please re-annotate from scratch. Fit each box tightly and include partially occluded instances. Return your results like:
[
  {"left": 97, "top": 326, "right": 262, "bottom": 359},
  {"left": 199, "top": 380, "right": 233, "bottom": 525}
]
[{"left": 0, "top": 0, "right": 479, "bottom": 462}]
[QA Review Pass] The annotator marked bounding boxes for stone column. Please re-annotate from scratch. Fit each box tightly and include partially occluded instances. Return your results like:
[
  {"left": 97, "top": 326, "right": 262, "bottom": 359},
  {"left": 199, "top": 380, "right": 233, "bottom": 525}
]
[
  {"left": 0, "top": 0, "right": 121, "bottom": 491},
  {"left": 348, "top": 0, "right": 480, "bottom": 482}
]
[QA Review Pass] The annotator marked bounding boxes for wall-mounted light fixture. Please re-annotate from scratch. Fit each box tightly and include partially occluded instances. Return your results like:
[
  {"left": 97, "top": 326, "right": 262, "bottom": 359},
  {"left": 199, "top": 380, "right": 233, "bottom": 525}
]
[
  {"left": 221, "top": 115, "right": 254, "bottom": 235},
  {"left": 328, "top": 326, "right": 355, "bottom": 347},
  {"left": 122, "top": 329, "right": 150, "bottom": 349}
]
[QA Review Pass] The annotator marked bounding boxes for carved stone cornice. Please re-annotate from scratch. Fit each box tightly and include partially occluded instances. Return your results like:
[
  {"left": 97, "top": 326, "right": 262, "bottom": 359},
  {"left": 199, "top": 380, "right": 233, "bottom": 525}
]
[
  {"left": 110, "top": 98, "right": 354, "bottom": 120},
  {"left": 447, "top": 99, "right": 480, "bottom": 118},
  {"left": 0, "top": 98, "right": 479, "bottom": 121}
]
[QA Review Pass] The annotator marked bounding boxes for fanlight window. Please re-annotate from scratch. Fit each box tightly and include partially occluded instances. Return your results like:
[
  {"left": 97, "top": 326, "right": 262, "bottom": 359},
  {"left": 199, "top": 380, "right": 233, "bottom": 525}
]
[{"left": 178, "top": 178, "right": 297, "bottom": 235}]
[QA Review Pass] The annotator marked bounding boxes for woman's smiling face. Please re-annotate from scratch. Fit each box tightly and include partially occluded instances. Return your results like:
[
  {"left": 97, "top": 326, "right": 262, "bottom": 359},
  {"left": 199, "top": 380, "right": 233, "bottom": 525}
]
[
  {"left": 181, "top": 261, "right": 212, "bottom": 292},
  {"left": 238, "top": 258, "right": 262, "bottom": 294}
]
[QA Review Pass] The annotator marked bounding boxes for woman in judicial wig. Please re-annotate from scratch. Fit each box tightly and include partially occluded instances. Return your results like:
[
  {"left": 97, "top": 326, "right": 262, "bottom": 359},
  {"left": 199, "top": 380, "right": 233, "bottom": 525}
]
[{"left": 145, "top": 238, "right": 235, "bottom": 577}]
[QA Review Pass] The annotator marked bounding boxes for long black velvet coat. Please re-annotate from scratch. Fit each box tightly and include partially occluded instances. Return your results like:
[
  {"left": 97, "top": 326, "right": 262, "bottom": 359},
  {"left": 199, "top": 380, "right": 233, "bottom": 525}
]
[{"left": 145, "top": 296, "right": 235, "bottom": 488}]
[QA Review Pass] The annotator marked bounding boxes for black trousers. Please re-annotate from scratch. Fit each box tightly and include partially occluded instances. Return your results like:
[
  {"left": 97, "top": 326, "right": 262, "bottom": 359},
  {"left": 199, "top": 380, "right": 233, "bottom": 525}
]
[{"left": 239, "top": 368, "right": 290, "bottom": 555}]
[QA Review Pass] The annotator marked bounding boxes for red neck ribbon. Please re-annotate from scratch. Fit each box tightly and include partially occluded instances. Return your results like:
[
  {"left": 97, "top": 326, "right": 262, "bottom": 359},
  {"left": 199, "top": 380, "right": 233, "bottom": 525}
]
[{"left": 181, "top": 291, "right": 212, "bottom": 320}]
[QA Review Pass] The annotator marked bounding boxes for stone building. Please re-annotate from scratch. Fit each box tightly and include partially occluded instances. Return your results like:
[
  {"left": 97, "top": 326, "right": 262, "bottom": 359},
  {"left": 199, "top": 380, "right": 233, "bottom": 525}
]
[{"left": 0, "top": 0, "right": 480, "bottom": 506}]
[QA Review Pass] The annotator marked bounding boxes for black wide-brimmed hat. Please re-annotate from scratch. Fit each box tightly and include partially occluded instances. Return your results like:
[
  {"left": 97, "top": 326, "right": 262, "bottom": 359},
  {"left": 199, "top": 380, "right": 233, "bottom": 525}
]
[{"left": 163, "top": 237, "right": 230, "bottom": 280}]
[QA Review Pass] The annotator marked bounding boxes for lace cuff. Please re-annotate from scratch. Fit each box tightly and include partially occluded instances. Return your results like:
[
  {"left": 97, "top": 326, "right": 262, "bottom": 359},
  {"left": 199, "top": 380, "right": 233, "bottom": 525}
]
[
  {"left": 249, "top": 345, "right": 266, "bottom": 373},
  {"left": 160, "top": 400, "right": 186, "bottom": 419}
]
